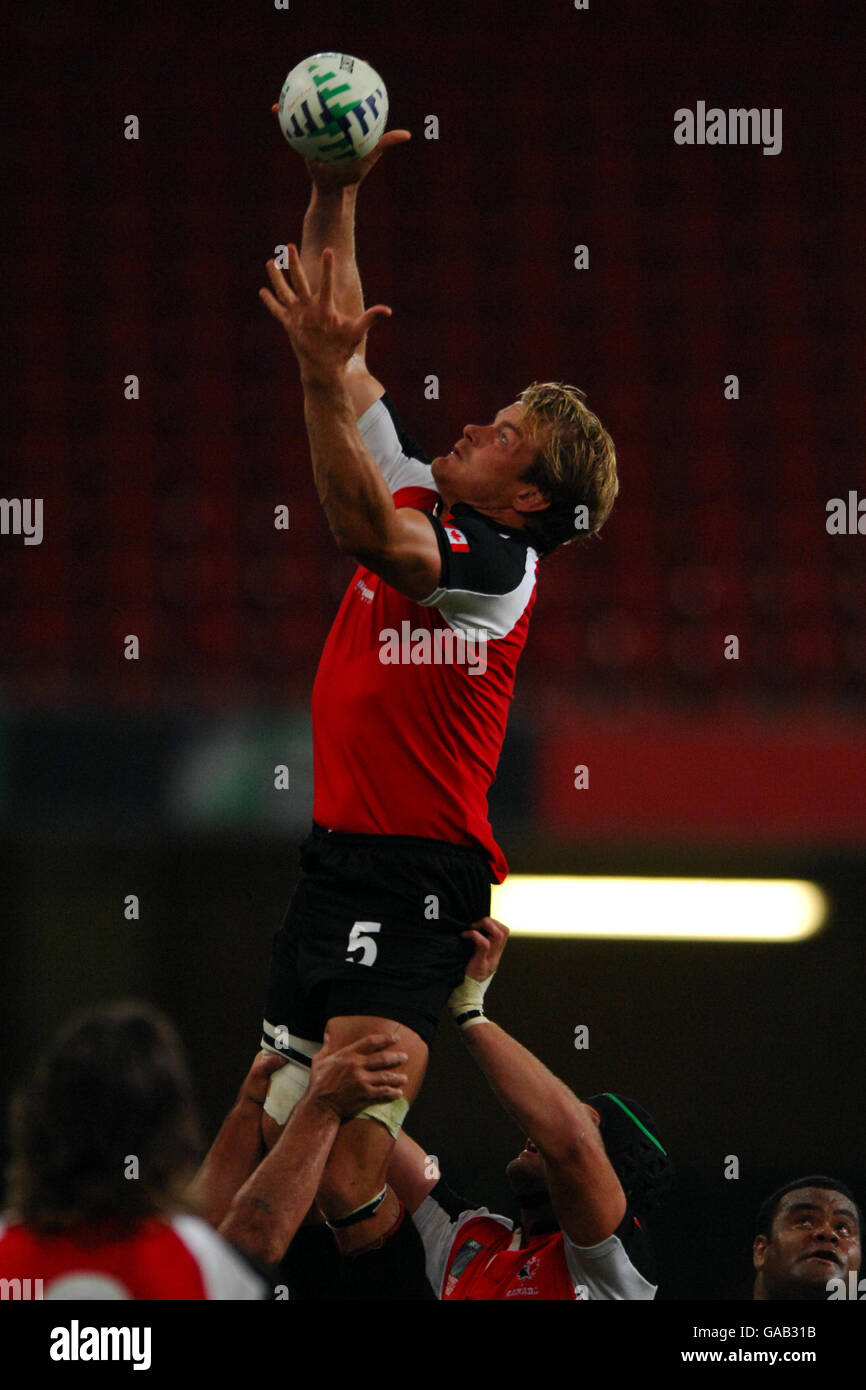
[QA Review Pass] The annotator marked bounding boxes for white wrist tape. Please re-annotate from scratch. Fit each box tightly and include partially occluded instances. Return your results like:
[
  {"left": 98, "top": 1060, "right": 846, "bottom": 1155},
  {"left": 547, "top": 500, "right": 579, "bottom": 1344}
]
[{"left": 447, "top": 973, "right": 494, "bottom": 1029}]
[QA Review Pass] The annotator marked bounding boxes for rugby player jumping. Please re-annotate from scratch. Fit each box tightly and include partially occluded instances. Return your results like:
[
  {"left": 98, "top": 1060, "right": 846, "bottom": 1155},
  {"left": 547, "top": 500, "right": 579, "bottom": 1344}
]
[{"left": 255, "top": 125, "right": 619, "bottom": 1292}]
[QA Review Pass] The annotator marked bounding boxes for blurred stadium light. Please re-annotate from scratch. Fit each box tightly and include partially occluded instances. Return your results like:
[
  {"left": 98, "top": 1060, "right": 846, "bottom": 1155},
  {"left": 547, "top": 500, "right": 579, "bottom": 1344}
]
[{"left": 492, "top": 875, "right": 828, "bottom": 941}]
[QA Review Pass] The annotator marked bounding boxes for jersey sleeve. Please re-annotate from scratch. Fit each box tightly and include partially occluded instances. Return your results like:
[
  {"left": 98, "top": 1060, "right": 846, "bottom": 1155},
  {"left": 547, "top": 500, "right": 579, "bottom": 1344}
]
[
  {"left": 561, "top": 1206, "right": 658, "bottom": 1300},
  {"left": 417, "top": 512, "right": 538, "bottom": 639},
  {"left": 170, "top": 1215, "right": 269, "bottom": 1301},
  {"left": 412, "top": 1179, "right": 511, "bottom": 1299},
  {"left": 357, "top": 393, "right": 438, "bottom": 503}
]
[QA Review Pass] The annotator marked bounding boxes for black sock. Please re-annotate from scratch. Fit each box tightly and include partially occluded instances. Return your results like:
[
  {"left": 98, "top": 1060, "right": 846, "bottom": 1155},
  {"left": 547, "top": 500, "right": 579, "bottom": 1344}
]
[
  {"left": 276, "top": 1222, "right": 343, "bottom": 1300},
  {"left": 338, "top": 1203, "right": 437, "bottom": 1301}
]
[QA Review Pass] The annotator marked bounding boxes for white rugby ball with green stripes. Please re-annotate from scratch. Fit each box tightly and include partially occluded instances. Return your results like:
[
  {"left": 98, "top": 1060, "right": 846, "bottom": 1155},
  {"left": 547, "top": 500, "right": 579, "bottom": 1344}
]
[{"left": 278, "top": 53, "right": 389, "bottom": 163}]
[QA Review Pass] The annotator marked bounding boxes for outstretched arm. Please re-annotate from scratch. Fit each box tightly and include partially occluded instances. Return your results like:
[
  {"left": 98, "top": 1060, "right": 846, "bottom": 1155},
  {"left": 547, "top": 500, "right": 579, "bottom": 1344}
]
[
  {"left": 296, "top": 132, "right": 410, "bottom": 327},
  {"left": 454, "top": 919, "right": 627, "bottom": 1246},
  {"left": 276, "top": 108, "right": 410, "bottom": 412},
  {"left": 259, "top": 246, "right": 442, "bottom": 596}
]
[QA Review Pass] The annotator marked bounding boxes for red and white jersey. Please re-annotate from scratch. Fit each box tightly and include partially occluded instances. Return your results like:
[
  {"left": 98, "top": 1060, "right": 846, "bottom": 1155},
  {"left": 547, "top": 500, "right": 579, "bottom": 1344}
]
[
  {"left": 0, "top": 1213, "right": 267, "bottom": 1300},
  {"left": 413, "top": 1183, "right": 657, "bottom": 1301},
  {"left": 312, "top": 395, "right": 539, "bottom": 883}
]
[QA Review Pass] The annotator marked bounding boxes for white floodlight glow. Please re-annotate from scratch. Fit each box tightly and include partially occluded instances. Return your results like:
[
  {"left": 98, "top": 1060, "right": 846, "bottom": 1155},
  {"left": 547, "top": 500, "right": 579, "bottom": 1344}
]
[{"left": 490, "top": 876, "right": 827, "bottom": 942}]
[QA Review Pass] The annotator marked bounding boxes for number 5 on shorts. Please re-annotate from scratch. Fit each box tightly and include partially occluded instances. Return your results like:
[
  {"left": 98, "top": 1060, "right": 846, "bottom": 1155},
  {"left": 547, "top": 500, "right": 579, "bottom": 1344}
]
[{"left": 346, "top": 920, "right": 381, "bottom": 967}]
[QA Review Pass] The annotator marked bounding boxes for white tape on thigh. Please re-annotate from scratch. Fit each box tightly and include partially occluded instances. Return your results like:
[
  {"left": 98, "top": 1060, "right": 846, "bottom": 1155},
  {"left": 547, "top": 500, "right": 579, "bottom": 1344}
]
[
  {"left": 263, "top": 1057, "right": 312, "bottom": 1125},
  {"left": 260, "top": 1033, "right": 321, "bottom": 1126},
  {"left": 355, "top": 1096, "right": 410, "bottom": 1140}
]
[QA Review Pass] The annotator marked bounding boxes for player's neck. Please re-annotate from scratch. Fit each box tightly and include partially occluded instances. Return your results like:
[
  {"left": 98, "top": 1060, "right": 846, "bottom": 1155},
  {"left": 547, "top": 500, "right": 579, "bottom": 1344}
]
[
  {"left": 518, "top": 1206, "right": 559, "bottom": 1243},
  {"left": 437, "top": 496, "right": 525, "bottom": 533}
]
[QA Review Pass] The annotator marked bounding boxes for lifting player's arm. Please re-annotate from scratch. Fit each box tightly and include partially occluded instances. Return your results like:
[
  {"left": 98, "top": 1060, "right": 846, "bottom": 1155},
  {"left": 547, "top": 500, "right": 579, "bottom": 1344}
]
[
  {"left": 259, "top": 245, "right": 442, "bottom": 600},
  {"left": 387, "top": 1130, "right": 443, "bottom": 1215},
  {"left": 218, "top": 1034, "right": 409, "bottom": 1266},
  {"left": 275, "top": 111, "right": 410, "bottom": 416},
  {"left": 454, "top": 918, "right": 628, "bottom": 1247},
  {"left": 187, "top": 1050, "right": 287, "bottom": 1228}
]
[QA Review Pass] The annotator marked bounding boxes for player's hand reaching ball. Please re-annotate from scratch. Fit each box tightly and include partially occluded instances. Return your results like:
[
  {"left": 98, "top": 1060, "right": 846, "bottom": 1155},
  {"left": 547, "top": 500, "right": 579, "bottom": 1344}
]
[
  {"left": 306, "top": 129, "right": 411, "bottom": 191},
  {"left": 271, "top": 103, "right": 411, "bottom": 190},
  {"left": 462, "top": 916, "right": 510, "bottom": 983}
]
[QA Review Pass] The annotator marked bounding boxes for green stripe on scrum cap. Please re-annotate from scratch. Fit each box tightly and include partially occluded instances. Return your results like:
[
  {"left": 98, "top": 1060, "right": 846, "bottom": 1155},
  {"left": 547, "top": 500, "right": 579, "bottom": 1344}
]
[{"left": 601, "top": 1092, "right": 668, "bottom": 1156}]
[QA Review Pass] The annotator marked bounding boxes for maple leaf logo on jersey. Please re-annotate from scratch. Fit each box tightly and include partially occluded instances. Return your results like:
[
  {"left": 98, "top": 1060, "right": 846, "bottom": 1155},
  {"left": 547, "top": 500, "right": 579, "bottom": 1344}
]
[
  {"left": 443, "top": 525, "right": 469, "bottom": 552},
  {"left": 517, "top": 1254, "right": 541, "bottom": 1282}
]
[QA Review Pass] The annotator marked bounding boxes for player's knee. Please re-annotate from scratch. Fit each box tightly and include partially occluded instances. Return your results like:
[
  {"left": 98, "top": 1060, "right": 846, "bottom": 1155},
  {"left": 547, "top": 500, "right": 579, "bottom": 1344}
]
[
  {"left": 317, "top": 1121, "right": 393, "bottom": 1215},
  {"left": 318, "top": 1166, "right": 387, "bottom": 1222}
]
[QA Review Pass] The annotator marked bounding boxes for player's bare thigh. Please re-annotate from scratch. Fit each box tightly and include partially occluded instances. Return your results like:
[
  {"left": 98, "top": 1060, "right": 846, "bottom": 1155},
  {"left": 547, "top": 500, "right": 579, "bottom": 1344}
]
[{"left": 261, "top": 1013, "right": 428, "bottom": 1247}]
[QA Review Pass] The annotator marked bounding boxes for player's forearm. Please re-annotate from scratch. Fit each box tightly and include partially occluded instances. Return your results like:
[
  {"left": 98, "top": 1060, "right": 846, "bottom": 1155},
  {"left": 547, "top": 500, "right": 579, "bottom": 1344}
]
[
  {"left": 301, "top": 186, "right": 364, "bottom": 320},
  {"left": 302, "top": 374, "right": 395, "bottom": 556},
  {"left": 386, "top": 1130, "right": 440, "bottom": 1214},
  {"left": 462, "top": 1021, "right": 594, "bottom": 1164},
  {"left": 218, "top": 1095, "right": 340, "bottom": 1266},
  {"left": 187, "top": 1098, "right": 266, "bottom": 1228}
]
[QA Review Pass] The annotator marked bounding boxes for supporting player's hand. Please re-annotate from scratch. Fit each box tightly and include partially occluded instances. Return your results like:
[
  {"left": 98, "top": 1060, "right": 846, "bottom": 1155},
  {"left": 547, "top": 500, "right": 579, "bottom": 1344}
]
[
  {"left": 236, "top": 1050, "right": 288, "bottom": 1107},
  {"left": 260, "top": 244, "right": 391, "bottom": 385},
  {"left": 308, "top": 1032, "right": 409, "bottom": 1121},
  {"left": 462, "top": 916, "right": 510, "bottom": 983},
  {"left": 272, "top": 103, "right": 411, "bottom": 189}
]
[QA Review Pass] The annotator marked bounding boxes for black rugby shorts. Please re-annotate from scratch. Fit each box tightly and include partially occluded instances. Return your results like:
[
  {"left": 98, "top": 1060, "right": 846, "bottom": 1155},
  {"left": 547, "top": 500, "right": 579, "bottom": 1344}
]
[{"left": 262, "top": 822, "right": 492, "bottom": 1047}]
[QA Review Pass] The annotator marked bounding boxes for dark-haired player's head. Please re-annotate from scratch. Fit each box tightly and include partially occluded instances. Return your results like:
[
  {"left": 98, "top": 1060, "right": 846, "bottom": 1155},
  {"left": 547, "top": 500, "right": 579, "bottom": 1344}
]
[
  {"left": 431, "top": 382, "right": 618, "bottom": 558},
  {"left": 505, "top": 1092, "right": 672, "bottom": 1231},
  {"left": 6, "top": 1000, "right": 203, "bottom": 1235},
  {"left": 752, "top": 1177, "right": 861, "bottom": 1300}
]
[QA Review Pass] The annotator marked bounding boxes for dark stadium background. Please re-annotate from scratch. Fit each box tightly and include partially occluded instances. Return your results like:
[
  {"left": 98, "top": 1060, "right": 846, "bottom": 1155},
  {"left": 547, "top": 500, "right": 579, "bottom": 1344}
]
[{"left": 2, "top": 0, "right": 865, "bottom": 1301}]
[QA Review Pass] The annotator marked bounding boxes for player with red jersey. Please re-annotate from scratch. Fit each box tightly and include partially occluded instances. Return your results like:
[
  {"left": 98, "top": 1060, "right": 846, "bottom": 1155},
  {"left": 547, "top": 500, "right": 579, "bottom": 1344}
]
[
  {"left": 0, "top": 1002, "right": 266, "bottom": 1300},
  {"left": 0, "top": 1214, "right": 261, "bottom": 1302},
  {"left": 0, "top": 1001, "right": 408, "bottom": 1300},
  {"left": 387, "top": 918, "right": 673, "bottom": 1300},
  {"left": 253, "top": 127, "right": 619, "bottom": 1288}
]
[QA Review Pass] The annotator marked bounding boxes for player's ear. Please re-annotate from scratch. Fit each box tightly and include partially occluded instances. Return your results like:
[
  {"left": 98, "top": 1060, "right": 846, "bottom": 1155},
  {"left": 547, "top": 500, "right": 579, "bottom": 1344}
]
[
  {"left": 512, "top": 484, "right": 551, "bottom": 515},
  {"left": 752, "top": 1234, "right": 768, "bottom": 1269}
]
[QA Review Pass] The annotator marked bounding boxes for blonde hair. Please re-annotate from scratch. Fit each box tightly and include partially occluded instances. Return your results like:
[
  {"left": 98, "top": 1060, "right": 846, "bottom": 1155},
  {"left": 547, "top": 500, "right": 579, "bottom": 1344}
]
[{"left": 517, "top": 381, "right": 618, "bottom": 555}]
